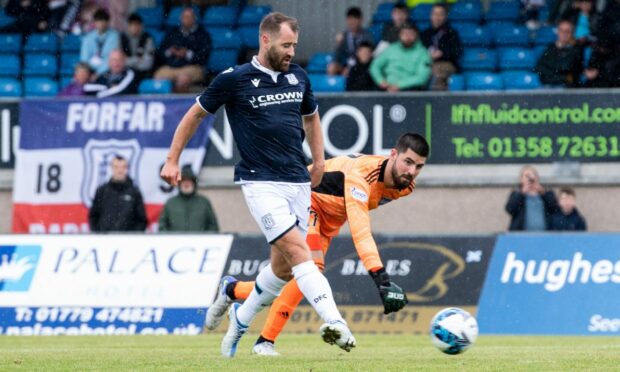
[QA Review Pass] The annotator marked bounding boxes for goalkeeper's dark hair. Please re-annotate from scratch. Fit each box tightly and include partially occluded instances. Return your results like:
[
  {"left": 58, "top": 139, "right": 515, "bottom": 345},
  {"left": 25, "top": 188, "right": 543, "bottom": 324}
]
[{"left": 395, "top": 133, "right": 429, "bottom": 157}]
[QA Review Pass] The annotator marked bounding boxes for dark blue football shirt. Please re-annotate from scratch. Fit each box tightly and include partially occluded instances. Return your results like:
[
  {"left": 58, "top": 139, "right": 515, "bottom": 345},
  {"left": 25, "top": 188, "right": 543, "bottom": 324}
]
[{"left": 196, "top": 56, "right": 318, "bottom": 183}]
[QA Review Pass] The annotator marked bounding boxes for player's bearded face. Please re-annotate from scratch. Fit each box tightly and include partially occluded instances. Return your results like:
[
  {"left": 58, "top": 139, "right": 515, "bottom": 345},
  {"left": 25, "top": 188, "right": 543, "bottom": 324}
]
[
  {"left": 390, "top": 149, "right": 426, "bottom": 189},
  {"left": 391, "top": 158, "right": 413, "bottom": 189},
  {"left": 267, "top": 44, "right": 291, "bottom": 72}
]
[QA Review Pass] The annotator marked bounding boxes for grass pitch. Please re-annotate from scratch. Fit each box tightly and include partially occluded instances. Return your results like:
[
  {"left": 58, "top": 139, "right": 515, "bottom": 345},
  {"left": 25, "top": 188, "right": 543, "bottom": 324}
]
[{"left": 1, "top": 334, "right": 619, "bottom": 371}]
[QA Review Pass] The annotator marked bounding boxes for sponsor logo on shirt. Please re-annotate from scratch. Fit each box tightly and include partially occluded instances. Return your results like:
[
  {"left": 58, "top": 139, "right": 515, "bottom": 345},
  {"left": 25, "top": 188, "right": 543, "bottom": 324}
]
[
  {"left": 350, "top": 186, "right": 368, "bottom": 202},
  {"left": 248, "top": 91, "right": 303, "bottom": 109}
]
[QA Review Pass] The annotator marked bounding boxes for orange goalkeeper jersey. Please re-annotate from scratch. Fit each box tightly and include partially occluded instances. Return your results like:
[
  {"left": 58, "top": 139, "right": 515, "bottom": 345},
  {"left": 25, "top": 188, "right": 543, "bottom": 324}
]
[{"left": 311, "top": 154, "right": 415, "bottom": 271}]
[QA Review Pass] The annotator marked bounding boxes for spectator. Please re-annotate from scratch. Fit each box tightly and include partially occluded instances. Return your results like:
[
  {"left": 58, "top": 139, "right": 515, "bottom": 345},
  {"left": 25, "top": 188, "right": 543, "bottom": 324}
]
[
  {"left": 121, "top": 13, "right": 155, "bottom": 81},
  {"left": 591, "top": 0, "right": 620, "bottom": 46},
  {"left": 47, "top": 0, "right": 80, "bottom": 36},
  {"left": 369, "top": 23, "right": 431, "bottom": 92},
  {"left": 58, "top": 62, "right": 93, "bottom": 97},
  {"left": 534, "top": 20, "right": 583, "bottom": 88},
  {"left": 550, "top": 188, "right": 587, "bottom": 230},
  {"left": 80, "top": 8, "right": 120, "bottom": 75},
  {"left": 560, "top": 0, "right": 598, "bottom": 44},
  {"left": 374, "top": 3, "right": 410, "bottom": 55},
  {"left": 346, "top": 41, "right": 378, "bottom": 91},
  {"left": 420, "top": 4, "right": 463, "bottom": 91},
  {"left": 1, "top": 0, "right": 49, "bottom": 35},
  {"left": 154, "top": 7, "right": 211, "bottom": 93},
  {"left": 327, "top": 7, "right": 374, "bottom": 76},
  {"left": 159, "top": 165, "right": 219, "bottom": 232},
  {"left": 505, "top": 165, "right": 560, "bottom": 231},
  {"left": 84, "top": 50, "right": 138, "bottom": 97},
  {"left": 582, "top": 42, "right": 620, "bottom": 87},
  {"left": 89, "top": 155, "right": 147, "bottom": 232}
]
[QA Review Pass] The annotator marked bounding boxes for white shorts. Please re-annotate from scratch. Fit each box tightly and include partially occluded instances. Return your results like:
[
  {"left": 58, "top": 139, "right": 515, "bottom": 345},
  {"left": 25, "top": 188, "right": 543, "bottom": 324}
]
[{"left": 241, "top": 182, "right": 311, "bottom": 244}]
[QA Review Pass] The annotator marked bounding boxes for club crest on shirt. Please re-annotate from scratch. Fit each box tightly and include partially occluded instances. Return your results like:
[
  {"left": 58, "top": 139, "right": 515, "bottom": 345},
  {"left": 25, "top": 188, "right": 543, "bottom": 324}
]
[
  {"left": 261, "top": 213, "right": 275, "bottom": 230},
  {"left": 285, "top": 73, "right": 298, "bottom": 85}
]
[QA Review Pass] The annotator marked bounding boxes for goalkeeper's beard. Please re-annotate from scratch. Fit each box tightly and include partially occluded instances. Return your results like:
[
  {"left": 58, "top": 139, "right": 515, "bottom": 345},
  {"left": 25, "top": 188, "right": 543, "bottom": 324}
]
[{"left": 391, "top": 164, "right": 413, "bottom": 190}]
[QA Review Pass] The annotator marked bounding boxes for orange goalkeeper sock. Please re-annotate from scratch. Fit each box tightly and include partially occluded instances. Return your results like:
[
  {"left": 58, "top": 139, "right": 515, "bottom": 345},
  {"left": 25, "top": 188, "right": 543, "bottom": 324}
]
[
  {"left": 259, "top": 279, "right": 304, "bottom": 343},
  {"left": 230, "top": 281, "right": 254, "bottom": 300}
]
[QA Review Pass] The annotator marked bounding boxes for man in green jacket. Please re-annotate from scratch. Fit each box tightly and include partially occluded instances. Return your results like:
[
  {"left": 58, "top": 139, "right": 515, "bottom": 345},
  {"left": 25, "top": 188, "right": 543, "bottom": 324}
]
[
  {"left": 370, "top": 23, "right": 431, "bottom": 91},
  {"left": 158, "top": 165, "right": 219, "bottom": 232}
]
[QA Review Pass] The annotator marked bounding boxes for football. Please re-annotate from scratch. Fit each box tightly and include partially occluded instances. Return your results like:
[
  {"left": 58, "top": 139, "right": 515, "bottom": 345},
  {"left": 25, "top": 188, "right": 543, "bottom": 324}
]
[{"left": 430, "top": 307, "right": 479, "bottom": 355}]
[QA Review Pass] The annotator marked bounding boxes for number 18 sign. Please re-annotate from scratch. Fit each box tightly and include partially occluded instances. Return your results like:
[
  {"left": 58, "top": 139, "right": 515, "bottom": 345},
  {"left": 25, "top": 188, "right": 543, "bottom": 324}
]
[{"left": 12, "top": 97, "right": 212, "bottom": 233}]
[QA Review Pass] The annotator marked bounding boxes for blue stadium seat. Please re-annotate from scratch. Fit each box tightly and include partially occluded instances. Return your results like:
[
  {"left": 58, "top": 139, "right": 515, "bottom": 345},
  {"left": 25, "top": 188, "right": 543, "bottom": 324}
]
[
  {"left": 0, "top": 55, "right": 21, "bottom": 76},
  {"left": 210, "top": 29, "right": 242, "bottom": 50},
  {"left": 449, "top": 1, "right": 482, "bottom": 23},
  {"left": 308, "top": 74, "right": 345, "bottom": 93},
  {"left": 306, "top": 52, "right": 333, "bottom": 74},
  {"left": 532, "top": 45, "right": 547, "bottom": 59},
  {"left": 448, "top": 74, "right": 465, "bottom": 91},
  {"left": 0, "top": 10, "right": 15, "bottom": 28},
  {"left": 23, "top": 54, "right": 58, "bottom": 77},
  {"left": 60, "top": 34, "right": 81, "bottom": 53},
  {"left": 453, "top": 23, "right": 491, "bottom": 47},
  {"left": 24, "top": 77, "right": 58, "bottom": 97},
  {"left": 165, "top": 5, "right": 200, "bottom": 28},
  {"left": 498, "top": 48, "right": 537, "bottom": 70},
  {"left": 208, "top": 49, "right": 238, "bottom": 73},
  {"left": 24, "top": 33, "right": 59, "bottom": 53},
  {"left": 239, "top": 26, "right": 259, "bottom": 49},
  {"left": 501, "top": 71, "right": 541, "bottom": 90},
  {"left": 372, "top": 2, "right": 394, "bottom": 24},
  {"left": 485, "top": 1, "right": 521, "bottom": 23},
  {"left": 60, "top": 76, "right": 73, "bottom": 88},
  {"left": 534, "top": 26, "right": 556, "bottom": 46},
  {"left": 0, "top": 34, "right": 22, "bottom": 53},
  {"left": 410, "top": 4, "right": 433, "bottom": 24},
  {"left": 139, "top": 79, "right": 173, "bottom": 94},
  {"left": 238, "top": 6, "right": 272, "bottom": 26},
  {"left": 203, "top": 6, "right": 238, "bottom": 28},
  {"left": 461, "top": 48, "right": 497, "bottom": 71},
  {"left": 369, "top": 23, "right": 384, "bottom": 44},
  {"left": 417, "top": 22, "right": 431, "bottom": 32},
  {"left": 136, "top": 6, "right": 164, "bottom": 28},
  {"left": 0, "top": 78, "right": 21, "bottom": 97},
  {"left": 493, "top": 24, "right": 530, "bottom": 47},
  {"left": 60, "top": 53, "right": 80, "bottom": 75},
  {"left": 465, "top": 72, "right": 503, "bottom": 90}
]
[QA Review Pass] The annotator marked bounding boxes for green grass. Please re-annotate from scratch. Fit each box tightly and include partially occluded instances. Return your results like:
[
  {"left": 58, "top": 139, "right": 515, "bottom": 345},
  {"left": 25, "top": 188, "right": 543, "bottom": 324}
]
[{"left": 1, "top": 334, "right": 619, "bottom": 371}]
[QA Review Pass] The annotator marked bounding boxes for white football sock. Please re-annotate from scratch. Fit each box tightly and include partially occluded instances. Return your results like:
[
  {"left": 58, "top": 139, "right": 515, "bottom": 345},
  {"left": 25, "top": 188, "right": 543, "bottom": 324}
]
[
  {"left": 293, "top": 260, "right": 344, "bottom": 324},
  {"left": 235, "top": 264, "right": 287, "bottom": 326}
]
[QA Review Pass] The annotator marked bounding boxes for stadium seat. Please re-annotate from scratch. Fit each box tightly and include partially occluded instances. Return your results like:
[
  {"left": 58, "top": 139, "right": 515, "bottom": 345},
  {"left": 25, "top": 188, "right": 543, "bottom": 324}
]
[
  {"left": 23, "top": 53, "right": 58, "bottom": 77},
  {"left": 0, "top": 78, "right": 21, "bottom": 97},
  {"left": 534, "top": 26, "right": 556, "bottom": 46},
  {"left": 60, "top": 53, "right": 80, "bottom": 75},
  {"left": 0, "top": 55, "right": 21, "bottom": 76},
  {"left": 165, "top": 5, "right": 200, "bottom": 28},
  {"left": 501, "top": 71, "right": 541, "bottom": 90},
  {"left": 0, "top": 10, "right": 15, "bottom": 28},
  {"left": 203, "top": 6, "right": 238, "bottom": 28},
  {"left": 532, "top": 45, "right": 547, "bottom": 59},
  {"left": 24, "top": 77, "right": 58, "bottom": 97},
  {"left": 306, "top": 52, "right": 333, "bottom": 74},
  {"left": 410, "top": 4, "right": 433, "bottom": 24},
  {"left": 485, "top": 1, "right": 521, "bottom": 23},
  {"left": 453, "top": 23, "right": 491, "bottom": 47},
  {"left": 449, "top": 1, "right": 482, "bottom": 23},
  {"left": 208, "top": 49, "right": 239, "bottom": 73},
  {"left": 417, "top": 22, "right": 431, "bottom": 32},
  {"left": 239, "top": 26, "right": 259, "bottom": 49},
  {"left": 238, "top": 5, "right": 272, "bottom": 26},
  {"left": 139, "top": 79, "right": 173, "bottom": 94},
  {"left": 136, "top": 6, "right": 164, "bottom": 28},
  {"left": 465, "top": 72, "right": 503, "bottom": 90},
  {"left": 448, "top": 74, "right": 465, "bottom": 91},
  {"left": 308, "top": 74, "right": 345, "bottom": 93},
  {"left": 498, "top": 48, "right": 537, "bottom": 70},
  {"left": 210, "top": 30, "right": 242, "bottom": 50},
  {"left": 24, "top": 33, "right": 59, "bottom": 53},
  {"left": 372, "top": 2, "right": 394, "bottom": 24},
  {"left": 460, "top": 48, "right": 497, "bottom": 71},
  {"left": 60, "top": 34, "right": 81, "bottom": 53},
  {"left": 0, "top": 34, "right": 22, "bottom": 54},
  {"left": 60, "top": 76, "right": 73, "bottom": 88},
  {"left": 369, "top": 23, "right": 384, "bottom": 44},
  {"left": 493, "top": 24, "right": 530, "bottom": 47}
]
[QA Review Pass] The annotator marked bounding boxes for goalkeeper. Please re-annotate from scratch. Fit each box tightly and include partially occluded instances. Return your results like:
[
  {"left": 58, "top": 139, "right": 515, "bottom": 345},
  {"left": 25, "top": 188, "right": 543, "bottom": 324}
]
[{"left": 206, "top": 133, "right": 429, "bottom": 356}]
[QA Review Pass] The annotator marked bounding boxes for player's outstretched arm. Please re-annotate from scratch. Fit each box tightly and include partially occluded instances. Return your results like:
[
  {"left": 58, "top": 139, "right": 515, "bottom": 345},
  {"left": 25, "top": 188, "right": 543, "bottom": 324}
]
[
  {"left": 161, "top": 103, "right": 208, "bottom": 186},
  {"left": 303, "top": 112, "right": 325, "bottom": 187}
]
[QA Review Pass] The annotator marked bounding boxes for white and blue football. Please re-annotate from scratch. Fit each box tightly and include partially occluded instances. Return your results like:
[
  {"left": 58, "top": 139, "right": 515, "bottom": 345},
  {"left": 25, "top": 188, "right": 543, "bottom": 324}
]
[{"left": 430, "top": 307, "right": 478, "bottom": 355}]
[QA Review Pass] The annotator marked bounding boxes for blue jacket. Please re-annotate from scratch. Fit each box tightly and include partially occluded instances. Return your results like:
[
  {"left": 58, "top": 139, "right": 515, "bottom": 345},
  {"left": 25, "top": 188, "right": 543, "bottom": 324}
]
[
  {"left": 549, "top": 209, "right": 587, "bottom": 231},
  {"left": 80, "top": 29, "right": 121, "bottom": 75}
]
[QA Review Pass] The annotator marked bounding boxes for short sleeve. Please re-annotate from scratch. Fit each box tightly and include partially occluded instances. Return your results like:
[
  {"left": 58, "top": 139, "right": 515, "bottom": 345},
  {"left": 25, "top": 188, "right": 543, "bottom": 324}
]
[
  {"left": 300, "top": 71, "right": 318, "bottom": 116},
  {"left": 196, "top": 68, "right": 236, "bottom": 114}
]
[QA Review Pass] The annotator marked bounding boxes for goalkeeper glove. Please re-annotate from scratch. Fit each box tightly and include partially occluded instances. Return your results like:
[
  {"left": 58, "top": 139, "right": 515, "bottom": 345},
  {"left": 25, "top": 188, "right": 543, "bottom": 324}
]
[{"left": 370, "top": 268, "right": 408, "bottom": 314}]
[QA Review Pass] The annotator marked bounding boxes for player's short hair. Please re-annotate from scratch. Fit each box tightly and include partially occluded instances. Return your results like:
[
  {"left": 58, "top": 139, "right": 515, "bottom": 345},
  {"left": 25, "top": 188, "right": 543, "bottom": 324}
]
[
  {"left": 395, "top": 133, "right": 429, "bottom": 157},
  {"left": 93, "top": 8, "right": 110, "bottom": 22},
  {"left": 259, "top": 12, "right": 299, "bottom": 35},
  {"left": 560, "top": 187, "right": 576, "bottom": 197},
  {"left": 346, "top": 7, "right": 363, "bottom": 19}
]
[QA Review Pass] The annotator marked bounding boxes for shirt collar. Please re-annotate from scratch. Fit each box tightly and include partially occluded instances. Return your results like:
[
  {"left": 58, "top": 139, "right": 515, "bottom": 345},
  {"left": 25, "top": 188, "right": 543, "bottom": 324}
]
[{"left": 251, "top": 56, "right": 280, "bottom": 83}]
